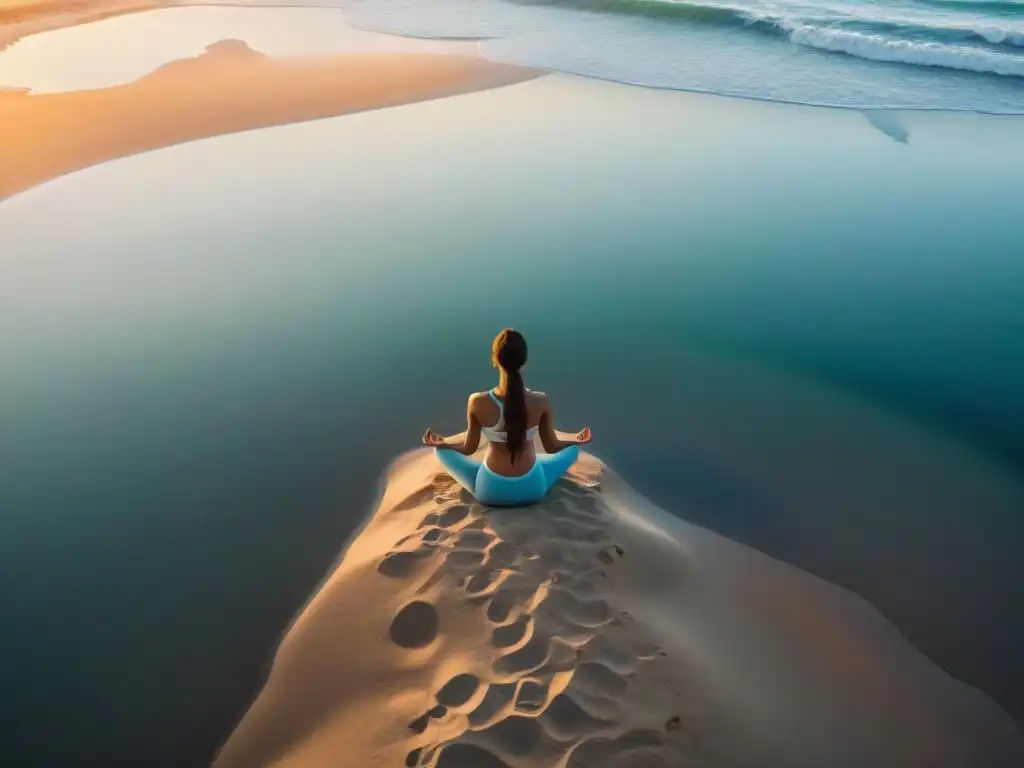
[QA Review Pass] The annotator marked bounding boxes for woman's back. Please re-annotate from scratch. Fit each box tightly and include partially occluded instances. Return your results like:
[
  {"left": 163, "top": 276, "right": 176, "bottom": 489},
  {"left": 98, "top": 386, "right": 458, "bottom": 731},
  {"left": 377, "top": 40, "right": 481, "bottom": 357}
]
[
  {"left": 475, "top": 388, "right": 547, "bottom": 477},
  {"left": 423, "top": 328, "right": 591, "bottom": 506}
]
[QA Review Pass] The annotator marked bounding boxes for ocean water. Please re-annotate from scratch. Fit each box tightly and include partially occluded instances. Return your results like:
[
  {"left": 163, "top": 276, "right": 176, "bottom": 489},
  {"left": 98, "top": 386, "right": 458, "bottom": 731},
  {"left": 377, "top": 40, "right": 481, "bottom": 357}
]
[
  {"left": 2, "top": 6, "right": 1024, "bottom": 768},
  {"left": 329, "top": 0, "right": 1024, "bottom": 111},
  {"left": 6, "top": 0, "right": 1024, "bottom": 110}
]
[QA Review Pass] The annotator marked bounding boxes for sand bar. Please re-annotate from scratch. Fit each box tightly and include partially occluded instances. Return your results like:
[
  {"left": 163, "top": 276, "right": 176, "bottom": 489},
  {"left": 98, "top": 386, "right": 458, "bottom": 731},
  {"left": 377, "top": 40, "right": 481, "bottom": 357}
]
[
  {"left": 0, "top": 34, "right": 538, "bottom": 201},
  {"left": 214, "top": 447, "right": 1024, "bottom": 768}
]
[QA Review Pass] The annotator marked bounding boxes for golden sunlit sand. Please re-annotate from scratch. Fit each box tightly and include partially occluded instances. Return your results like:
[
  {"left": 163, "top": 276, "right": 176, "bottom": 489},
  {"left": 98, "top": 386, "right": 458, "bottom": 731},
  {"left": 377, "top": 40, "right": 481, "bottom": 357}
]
[
  {"left": 0, "top": 37, "right": 538, "bottom": 201},
  {"left": 214, "top": 446, "right": 1024, "bottom": 768},
  {"left": 0, "top": 0, "right": 160, "bottom": 52}
]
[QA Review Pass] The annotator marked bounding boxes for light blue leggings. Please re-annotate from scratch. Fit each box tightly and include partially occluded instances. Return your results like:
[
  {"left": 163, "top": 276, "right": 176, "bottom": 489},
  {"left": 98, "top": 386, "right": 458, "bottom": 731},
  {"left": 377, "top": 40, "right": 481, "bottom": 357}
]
[{"left": 435, "top": 446, "right": 580, "bottom": 506}]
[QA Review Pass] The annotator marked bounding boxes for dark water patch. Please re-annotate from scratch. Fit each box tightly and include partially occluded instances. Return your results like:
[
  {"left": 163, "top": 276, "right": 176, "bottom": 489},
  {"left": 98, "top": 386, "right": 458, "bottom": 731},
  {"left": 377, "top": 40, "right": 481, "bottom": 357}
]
[{"left": 863, "top": 110, "right": 911, "bottom": 142}]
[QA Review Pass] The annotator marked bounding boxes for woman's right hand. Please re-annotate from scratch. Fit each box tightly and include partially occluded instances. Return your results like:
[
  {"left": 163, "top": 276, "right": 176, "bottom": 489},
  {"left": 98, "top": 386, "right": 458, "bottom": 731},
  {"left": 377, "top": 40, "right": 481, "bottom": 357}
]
[
  {"left": 574, "top": 426, "right": 592, "bottom": 445},
  {"left": 422, "top": 429, "right": 447, "bottom": 447}
]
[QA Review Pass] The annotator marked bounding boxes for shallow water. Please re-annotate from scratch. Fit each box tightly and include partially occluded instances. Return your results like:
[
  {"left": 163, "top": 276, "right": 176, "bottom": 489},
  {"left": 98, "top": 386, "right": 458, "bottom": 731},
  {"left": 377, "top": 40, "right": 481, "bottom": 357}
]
[
  {"left": 1, "top": 10, "right": 1024, "bottom": 766},
  {"left": 338, "top": 0, "right": 1024, "bottom": 112}
]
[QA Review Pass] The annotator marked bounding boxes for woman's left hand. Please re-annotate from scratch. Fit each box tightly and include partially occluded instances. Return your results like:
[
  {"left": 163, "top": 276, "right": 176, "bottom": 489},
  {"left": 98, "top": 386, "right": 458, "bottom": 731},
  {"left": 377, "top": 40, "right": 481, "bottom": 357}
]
[
  {"left": 422, "top": 429, "right": 447, "bottom": 447},
  {"left": 574, "top": 426, "right": 593, "bottom": 445}
]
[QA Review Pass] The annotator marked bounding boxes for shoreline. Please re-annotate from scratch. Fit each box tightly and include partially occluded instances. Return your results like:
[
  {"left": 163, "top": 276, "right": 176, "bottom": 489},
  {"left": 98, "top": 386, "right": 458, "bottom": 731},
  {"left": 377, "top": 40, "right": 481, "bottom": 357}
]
[
  {"left": 542, "top": 65, "right": 1024, "bottom": 118},
  {"left": 5, "top": 2, "right": 1024, "bottom": 118},
  {"left": 3, "top": 4, "right": 1020, "bottom": 206},
  {"left": 0, "top": 37, "right": 540, "bottom": 201}
]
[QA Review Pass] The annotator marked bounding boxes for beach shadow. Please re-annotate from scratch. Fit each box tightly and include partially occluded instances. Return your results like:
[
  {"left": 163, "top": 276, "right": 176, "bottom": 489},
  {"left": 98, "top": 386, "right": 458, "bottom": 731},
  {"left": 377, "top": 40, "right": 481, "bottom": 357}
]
[{"left": 862, "top": 109, "right": 910, "bottom": 144}]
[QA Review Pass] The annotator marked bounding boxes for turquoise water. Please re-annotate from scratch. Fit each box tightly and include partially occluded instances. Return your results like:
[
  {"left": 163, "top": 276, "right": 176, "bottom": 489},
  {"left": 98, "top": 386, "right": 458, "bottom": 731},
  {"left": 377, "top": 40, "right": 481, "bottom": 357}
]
[
  {"left": 334, "top": 0, "right": 1024, "bottom": 111},
  {"left": 2, "top": 70, "right": 1023, "bottom": 764}
]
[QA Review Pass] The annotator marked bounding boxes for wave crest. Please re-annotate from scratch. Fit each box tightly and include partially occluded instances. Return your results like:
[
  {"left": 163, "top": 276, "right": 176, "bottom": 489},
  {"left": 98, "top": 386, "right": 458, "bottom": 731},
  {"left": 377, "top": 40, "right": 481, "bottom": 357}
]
[
  {"left": 786, "top": 22, "right": 1024, "bottom": 76},
  {"left": 510, "top": 0, "right": 1024, "bottom": 74}
]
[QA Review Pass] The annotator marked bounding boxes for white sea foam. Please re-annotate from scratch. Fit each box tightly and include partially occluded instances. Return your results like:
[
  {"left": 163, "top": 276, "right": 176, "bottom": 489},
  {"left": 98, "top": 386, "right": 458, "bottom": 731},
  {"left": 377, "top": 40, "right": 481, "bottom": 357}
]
[
  {"left": 337, "top": 0, "right": 1024, "bottom": 112},
  {"left": 784, "top": 22, "right": 1024, "bottom": 76}
]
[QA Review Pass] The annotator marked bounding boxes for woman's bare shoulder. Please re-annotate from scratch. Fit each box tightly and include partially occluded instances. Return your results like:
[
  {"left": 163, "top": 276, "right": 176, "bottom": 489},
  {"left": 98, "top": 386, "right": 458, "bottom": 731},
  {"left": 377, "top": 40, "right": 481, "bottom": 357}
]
[{"left": 468, "top": 391, "right": 490, "bottom": 406}]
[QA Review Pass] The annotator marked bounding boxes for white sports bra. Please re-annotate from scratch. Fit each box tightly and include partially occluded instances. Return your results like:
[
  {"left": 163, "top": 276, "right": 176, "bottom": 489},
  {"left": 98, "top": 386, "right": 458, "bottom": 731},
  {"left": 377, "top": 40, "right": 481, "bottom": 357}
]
[{"left": 480, "top": 389, "right": 540, "bottom": 443}]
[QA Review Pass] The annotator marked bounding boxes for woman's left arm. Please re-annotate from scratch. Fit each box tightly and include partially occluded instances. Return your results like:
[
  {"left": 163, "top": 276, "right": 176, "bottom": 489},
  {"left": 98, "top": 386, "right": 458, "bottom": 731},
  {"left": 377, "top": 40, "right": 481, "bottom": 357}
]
[{"left": 423, "top": 395, "right": 483, "bottom": 455}]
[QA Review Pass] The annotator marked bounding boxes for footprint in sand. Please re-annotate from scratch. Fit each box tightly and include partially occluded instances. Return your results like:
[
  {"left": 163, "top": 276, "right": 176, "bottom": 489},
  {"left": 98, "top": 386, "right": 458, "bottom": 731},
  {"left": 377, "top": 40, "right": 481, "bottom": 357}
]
[
  {"left": 437, "top": 505, "right": 471, "bottom": 528},
  {"left": 446, "top": 549, "right": 487, "bottom": 568},
  {"left": 418, "top": 512, "right": 441, "bottom": 530},
  {"left": 465, "top": 567, "right": 505, "bottom": 595},
  {"left": 389, "top": 601, "right": 439, "bottom": 649},
  {"left": 398, "top": 478, "right": 679, "bottom": 767},
  {"left": 378, "top": 547, "right": 434, "bottom": 579},
  {"left": 468, "top": 682, "right": 518, "bottom": 728},
  {"left": 488, "top": 579, "right": 542, "bottom": 617},
  {"left": 486, "top": 541, "right": 519, "bottom": 569},
  {"left": 492, "top": 632, "right": 553, "bottom": 677},
  {"left": 437, "top": 673, "right": 482, "bottom": 709},
  {"left": 456, "top": 528, "right": 493, "bottom": 550},
  {"left": 491, "top": 615, "right": 531, "bottom": 649},
  {"left": 514, "top": 680, "right": 549, "bottom": 713},
  {"left": 407, "top": 713, "right": 431, "bottom": 735},
  {"left": 408, "top": 703, "right": 452, "bottom": 736}
]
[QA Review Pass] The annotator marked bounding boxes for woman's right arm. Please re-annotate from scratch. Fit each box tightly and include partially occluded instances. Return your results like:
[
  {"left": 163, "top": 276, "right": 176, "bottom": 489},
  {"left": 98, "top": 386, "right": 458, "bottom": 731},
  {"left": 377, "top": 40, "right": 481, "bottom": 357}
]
[
  {"left": 426, "top": 394, "right": 483, "bottom": 455},
  {"left": 539, "top": 395, "right": 591, "bottom": 453}
]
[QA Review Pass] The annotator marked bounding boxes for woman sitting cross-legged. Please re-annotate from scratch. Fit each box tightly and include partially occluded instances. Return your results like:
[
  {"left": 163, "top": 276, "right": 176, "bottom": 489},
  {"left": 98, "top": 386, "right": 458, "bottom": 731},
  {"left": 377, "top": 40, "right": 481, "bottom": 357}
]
[{"left": 422, "top": 328, "right": 591, "bottom": 506}]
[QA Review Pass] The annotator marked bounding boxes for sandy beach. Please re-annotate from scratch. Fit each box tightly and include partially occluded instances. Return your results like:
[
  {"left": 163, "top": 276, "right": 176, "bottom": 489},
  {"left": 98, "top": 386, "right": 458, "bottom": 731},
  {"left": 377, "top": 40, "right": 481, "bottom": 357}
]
[
  {"left": 214, "top": 447, "right": 1024, "bottom": 767},
  {"left": 0, "top": 36, "right": 537, "bottom": 201}
]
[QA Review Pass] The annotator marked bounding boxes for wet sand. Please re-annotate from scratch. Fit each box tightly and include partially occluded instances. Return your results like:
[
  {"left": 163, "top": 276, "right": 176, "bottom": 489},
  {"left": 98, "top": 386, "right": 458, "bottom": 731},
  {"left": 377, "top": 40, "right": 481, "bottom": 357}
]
[{"left": 0, "top": 36, "right": 538, "bottom": 201}]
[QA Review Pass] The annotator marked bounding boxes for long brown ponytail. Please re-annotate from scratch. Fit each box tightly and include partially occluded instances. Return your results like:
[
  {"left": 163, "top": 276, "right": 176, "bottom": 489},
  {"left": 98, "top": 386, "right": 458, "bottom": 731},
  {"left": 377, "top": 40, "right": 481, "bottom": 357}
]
[{"left": 492, "top": 329, "right": 528, "bottom": 465}]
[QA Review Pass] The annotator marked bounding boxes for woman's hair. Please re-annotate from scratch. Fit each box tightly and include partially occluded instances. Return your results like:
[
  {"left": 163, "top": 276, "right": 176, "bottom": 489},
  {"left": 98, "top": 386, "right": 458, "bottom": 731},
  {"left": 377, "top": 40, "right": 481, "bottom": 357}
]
[{"left": 492, "top": 328, "right": 529, "bottom": 464}]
